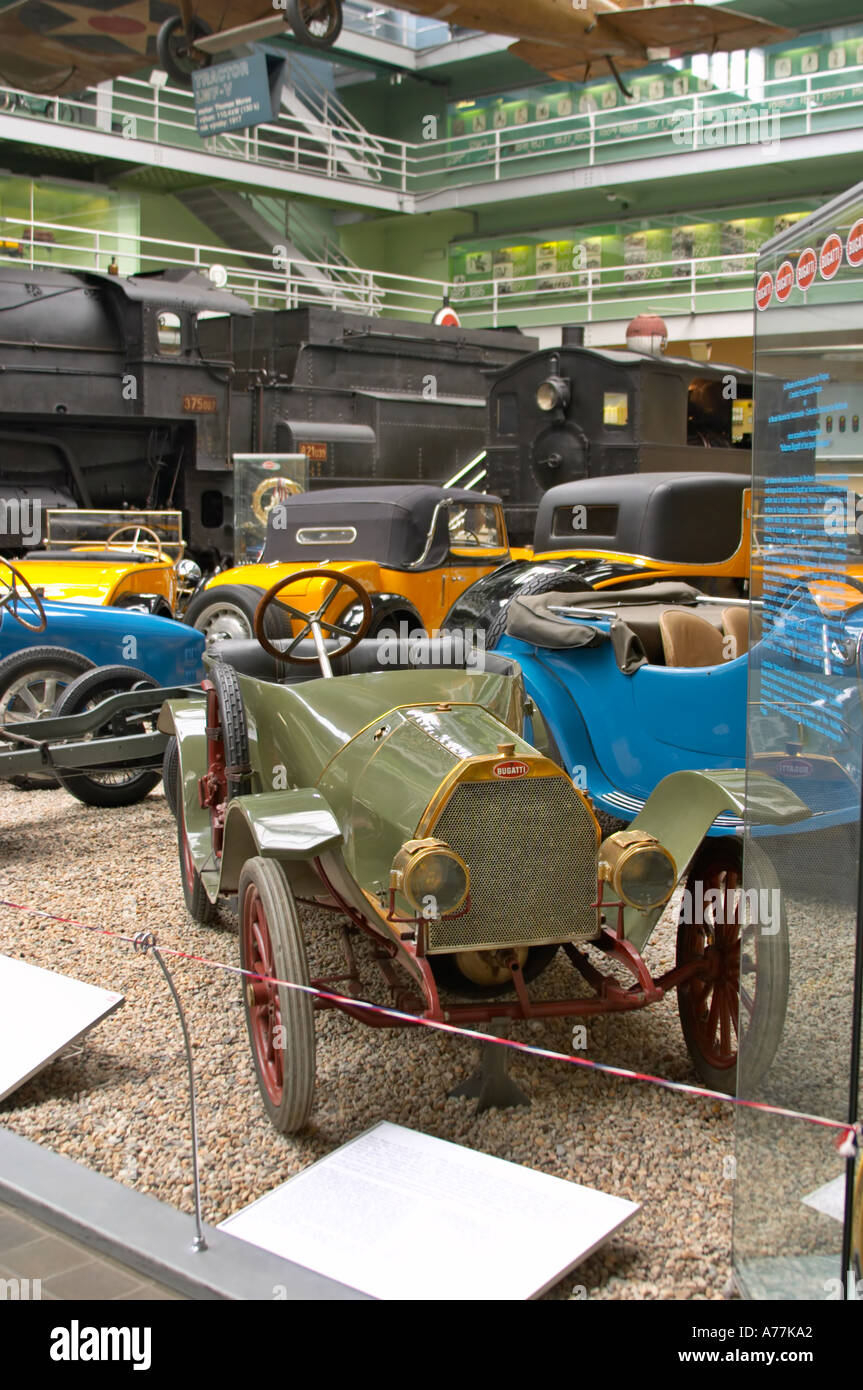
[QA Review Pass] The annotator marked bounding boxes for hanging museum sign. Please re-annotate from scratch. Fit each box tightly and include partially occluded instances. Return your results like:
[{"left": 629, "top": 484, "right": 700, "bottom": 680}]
[{"left": 192, "top": 53, "right": 286, "bottom": 137}]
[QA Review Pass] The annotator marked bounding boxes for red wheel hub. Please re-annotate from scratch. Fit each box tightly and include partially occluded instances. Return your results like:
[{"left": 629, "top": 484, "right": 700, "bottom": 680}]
[{"left": 242, "top": 886, "right": 283, "bottom": 1104}]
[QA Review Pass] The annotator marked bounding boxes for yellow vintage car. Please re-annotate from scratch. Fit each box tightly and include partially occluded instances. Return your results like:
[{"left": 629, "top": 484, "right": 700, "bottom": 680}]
[
  {"left": 14, "top": 509, "right": 201, "bottom": 617},
  {"left": 183, "top": 486, "right": 510, "bottom": 643}
]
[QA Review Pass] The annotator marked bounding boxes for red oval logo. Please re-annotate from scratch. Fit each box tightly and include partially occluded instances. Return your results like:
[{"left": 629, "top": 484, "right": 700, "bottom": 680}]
[
  {"left": 796, "top": 248, "right": 817, "bottom": 292},
  {"left": 755, "top": 271, "right": 773, "bottom": 311},
  {"left": 493, "top": 759, "right": 530, "bottom": 778},
  {"left": 820, "top": 233, "right": 843, "bottom": 280},
  {"left": 847, "top": 219, "right": 863, "bottom": 267},
  {"left": 775, "top": 259, "right": 794, "bottom": 302}
]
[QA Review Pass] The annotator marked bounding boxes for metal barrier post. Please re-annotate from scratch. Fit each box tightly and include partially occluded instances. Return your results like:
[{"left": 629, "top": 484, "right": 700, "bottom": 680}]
[{"left": 134, "top": 932, "right": 207, "bottom": 1254}]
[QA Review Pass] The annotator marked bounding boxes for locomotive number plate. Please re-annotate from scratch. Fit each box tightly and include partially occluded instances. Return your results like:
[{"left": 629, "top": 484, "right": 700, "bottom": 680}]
[
  {"left": 183, "top": 394, "right": 219, "bottom": 413},
  {"left": 299, "top": 442, "right": 327, "bottom": 462}
]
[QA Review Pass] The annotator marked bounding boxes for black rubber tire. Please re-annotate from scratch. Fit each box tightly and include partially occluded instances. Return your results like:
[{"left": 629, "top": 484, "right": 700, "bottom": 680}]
[
  {"left": 484, "top": 569, "right": 593, "bottom": 649},
  {"left": 287, "top": 0, "right": 343, "bottom": 48},
  {"left": 51, "top": 665, "right": 161, "bottom": 807},
  {"left": 239, "top": 856, "right": 316, "bottom": 1133},
  {"left": 0, "top": 646, "right": 94, "bottom": 789},
  {"left": 676, "top": 837, "right": 790, "bottom": 1094},
  {"left": 162, "top": 735, "right": 179, "bottom": 818},
  {"left": 156, "top": 15, "right": 212, "bottom": 87},
  {"left": 184, "top": 584, "right": 291, "bottom": 645},
  {"left": 177, "top": 789, "right": 217, "bottom": 926},
  {"left": 209, "top": 661, "right": 252, "bottom": 802},
  {"left": 431, "top": 943, "right": 559, "bottom": 999}
]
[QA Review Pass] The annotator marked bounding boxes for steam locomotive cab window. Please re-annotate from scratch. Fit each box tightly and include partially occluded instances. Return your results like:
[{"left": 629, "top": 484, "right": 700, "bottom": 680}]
[
  {"left": 496, "top": 392, "right": 519, "bottom": 436},
  {"left": 551, "top": 504, "right": 619, "bottom": 539},
  {"left": 156, "top": 311, "right": 182, "bottom": 356},
  {"left": 603, "top": 392, "right": 629, "bottom": 428},
  {"left": 687, "top": 376, "right": 737, "bottom": 447}
]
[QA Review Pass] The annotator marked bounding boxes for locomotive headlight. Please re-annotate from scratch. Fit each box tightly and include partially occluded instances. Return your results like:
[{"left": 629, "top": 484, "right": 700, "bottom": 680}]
[
  {"left": 598, "top": 829, "right": 677, "bottom": 910},
  {"left": 391, "top": 838, "right": 469, "bottom": 915},
  {"left": 536, "top": 375, "right": 571, "bottom": 412}
]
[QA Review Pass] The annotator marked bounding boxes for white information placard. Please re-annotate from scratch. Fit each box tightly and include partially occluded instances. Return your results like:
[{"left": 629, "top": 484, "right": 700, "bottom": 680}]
[
  {"left": 221, "top": 1121, "right": 639, "bottom": 1300},
  {"left": 0, "top": 954, "right": 123, "bottom": 1102}
]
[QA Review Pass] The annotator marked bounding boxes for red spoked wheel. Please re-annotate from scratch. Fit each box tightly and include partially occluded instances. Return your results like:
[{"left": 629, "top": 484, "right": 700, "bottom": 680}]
[
  {"left": 676, "top": 837, "right": 789, "bottom": 1094},
  {"left": 239, "top": 856, "right": 315, "bottom": 1134}
]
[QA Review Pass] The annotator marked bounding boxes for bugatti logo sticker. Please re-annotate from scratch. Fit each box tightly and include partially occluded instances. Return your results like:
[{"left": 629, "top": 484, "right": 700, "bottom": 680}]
[
  {"left": 796, "top": 248, "right": 817, "bottom": 291},
  {"left": 493, "top": 759, "right": 530, "bottom": 778},
  {"left": 847, "top": 220, "right": 863, "bottom": 267},
  {"left": 755, "top": 272, "right": 773, "bottom": 311},
  {"left": 819, "top": 233, "right": 843, "bottom": 280},
  {"left": 775, "top": 260, "right": 794, "bottom": 302}
]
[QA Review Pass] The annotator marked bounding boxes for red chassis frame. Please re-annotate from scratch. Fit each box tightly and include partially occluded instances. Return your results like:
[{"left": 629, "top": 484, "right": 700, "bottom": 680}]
[{"left": 303, "top": 859, "right": 707, "bottom": 1030}]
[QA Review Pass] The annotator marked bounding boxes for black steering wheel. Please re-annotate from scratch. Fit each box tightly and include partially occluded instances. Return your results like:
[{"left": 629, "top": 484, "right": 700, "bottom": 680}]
[
  {"left": 254, "top": 569, "right": 373, "bottom": 673},
  {"left": 0, "top": 557, "right": 47, "bottom": 632}
]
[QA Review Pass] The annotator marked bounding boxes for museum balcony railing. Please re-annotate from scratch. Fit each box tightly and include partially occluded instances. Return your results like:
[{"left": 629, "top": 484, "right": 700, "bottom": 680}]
[
  {"left": 0, "top": 214, "right": 760, "bottom": 329},
  {"left": 0, "top": 60, "right": 861, "bottom": 209}
]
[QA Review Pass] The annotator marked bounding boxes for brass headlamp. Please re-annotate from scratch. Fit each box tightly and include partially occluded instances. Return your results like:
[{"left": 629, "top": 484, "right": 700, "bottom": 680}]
[{"left": 598, "top": 829, "right": 677, "bottom": 911}]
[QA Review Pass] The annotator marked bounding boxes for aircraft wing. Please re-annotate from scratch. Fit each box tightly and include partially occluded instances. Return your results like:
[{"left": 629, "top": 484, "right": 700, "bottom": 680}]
[
  {"left": 510, "top": 4, "right": 792, "bottom": 83},
  {"left": 0, "top": 0, "right": 272, "bottom": 96}
]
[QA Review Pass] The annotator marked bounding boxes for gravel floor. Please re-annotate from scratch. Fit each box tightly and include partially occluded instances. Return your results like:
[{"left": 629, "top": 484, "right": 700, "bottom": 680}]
[{"left": 1, "top": 779, "right": 846, "bottom": 1302}]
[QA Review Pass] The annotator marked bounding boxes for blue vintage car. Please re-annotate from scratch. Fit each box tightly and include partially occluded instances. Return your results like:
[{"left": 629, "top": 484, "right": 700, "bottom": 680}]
[
  {"left": 0, "top": 598, "right": 204, "bottom": 726},
  {"left": 494, "top": 579, "right": 860, "bottom": 838}
]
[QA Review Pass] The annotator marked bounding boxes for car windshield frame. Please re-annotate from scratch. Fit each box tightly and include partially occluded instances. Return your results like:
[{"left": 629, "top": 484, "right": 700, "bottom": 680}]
[{"left": 42, "top": 509, "right": 185, "bottom": 562}]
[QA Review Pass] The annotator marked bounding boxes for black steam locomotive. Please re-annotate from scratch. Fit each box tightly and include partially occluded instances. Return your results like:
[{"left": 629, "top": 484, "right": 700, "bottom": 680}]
[
  {"left": 0, "top": 264, "right": 533, "bottom": 562},
  {"left": 0, "top": 262, "right": 754, "bottom": 559},
  {"left": 483, "top": 336, "right": 753, "bottom": 543}
]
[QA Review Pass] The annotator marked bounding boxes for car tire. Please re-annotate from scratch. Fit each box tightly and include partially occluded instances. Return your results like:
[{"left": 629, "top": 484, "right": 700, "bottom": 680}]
[
  {"left": 0, "top": 646, "right": 95, "bottom": 789},
  {"left": 484, "top": 569, "right": 593, "bottom": 649},
  {"left": 51, "top": 665, "right": 162, "bottom": 807},
  {"left": 207, "top": 661, "right": 252, "bottom": 803},
  {"left": 239, "top": 856, "right": 316, "bottom": 1133},
  {"left": 184, "top": 584, "right": 291, "bottom": 645},
  {"left": 162, "top": 735, "right": 180, "bottom": 818},
  {"left": 676, "top": 837, "right": 790, "bottom": 1095}
]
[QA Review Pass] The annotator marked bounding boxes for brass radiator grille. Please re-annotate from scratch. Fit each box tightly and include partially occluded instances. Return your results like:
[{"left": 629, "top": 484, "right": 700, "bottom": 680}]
[{"left": 425, "top": 775, "right": 599, "bottom": 953}]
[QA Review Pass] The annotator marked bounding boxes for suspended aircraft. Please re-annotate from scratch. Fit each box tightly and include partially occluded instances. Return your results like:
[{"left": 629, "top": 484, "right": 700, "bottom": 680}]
[{"left": 0, "top": 0, "right": 791, "bottom": 96}]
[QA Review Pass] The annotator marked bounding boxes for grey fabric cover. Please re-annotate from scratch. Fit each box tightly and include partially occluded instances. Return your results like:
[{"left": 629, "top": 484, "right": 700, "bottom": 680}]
[{"left": 506, "top": 589, "right": 648, "bottom": 673}]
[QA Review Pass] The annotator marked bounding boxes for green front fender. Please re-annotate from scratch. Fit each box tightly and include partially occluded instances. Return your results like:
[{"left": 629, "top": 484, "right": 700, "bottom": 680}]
[
  {"left": 621, "top": 769, "right": 810, "bottom": 952},
  {"left": 160, "top": 697, "right": 343, "bottom": 900},
  {"left": 219, "top": 790, "right": 343, "bottom": 893}
]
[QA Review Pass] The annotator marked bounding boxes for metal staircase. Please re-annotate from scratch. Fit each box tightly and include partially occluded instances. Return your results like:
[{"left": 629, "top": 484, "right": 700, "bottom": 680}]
[
  {"left": 276, "top": 50, "right": 385, "bottom": 184},
  {"left": 176, "top": 186, "right": 382, "bottom": 312}
]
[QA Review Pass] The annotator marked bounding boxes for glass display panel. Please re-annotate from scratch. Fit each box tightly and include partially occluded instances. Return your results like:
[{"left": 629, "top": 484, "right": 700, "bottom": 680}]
[{"left": 736, "top": 183, "right": 863, "bottom": 1300}]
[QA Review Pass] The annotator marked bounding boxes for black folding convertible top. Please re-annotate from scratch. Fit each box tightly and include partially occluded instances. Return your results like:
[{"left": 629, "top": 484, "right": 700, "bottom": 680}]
[
  {"left": 260, "top": 485, "right": 502, "bottom": 570},
  {"left": 534, "top": 472, "right": 748, "bottom": 563}
]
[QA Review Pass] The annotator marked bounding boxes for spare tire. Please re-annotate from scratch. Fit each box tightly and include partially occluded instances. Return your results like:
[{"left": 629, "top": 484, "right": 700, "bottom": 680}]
[{"left": 484, "top": 569, "right": 593, "bottom": 649}]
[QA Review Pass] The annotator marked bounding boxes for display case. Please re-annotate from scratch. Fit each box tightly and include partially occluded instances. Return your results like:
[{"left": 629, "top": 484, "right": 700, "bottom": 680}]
[
  {"left": 232, "top": 452, "right": 307, "bottom": 562},
  {"left": 735, "top": 182, "right": 863, "bottom": 1299}
]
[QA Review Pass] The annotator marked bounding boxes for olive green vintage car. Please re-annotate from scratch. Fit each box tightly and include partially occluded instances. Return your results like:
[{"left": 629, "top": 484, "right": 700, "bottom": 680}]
[{"left": 159, "top": 567, "right": 807, "bottom": 1134}]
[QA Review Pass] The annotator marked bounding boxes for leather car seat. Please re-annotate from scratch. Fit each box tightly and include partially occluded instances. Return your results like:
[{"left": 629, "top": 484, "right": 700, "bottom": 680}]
[
  {"left": 659, "top": 610, "right": 727, "bottom": 668},
  {"left": 721, "top": 606, "right": 749, "bottom": 659}
]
